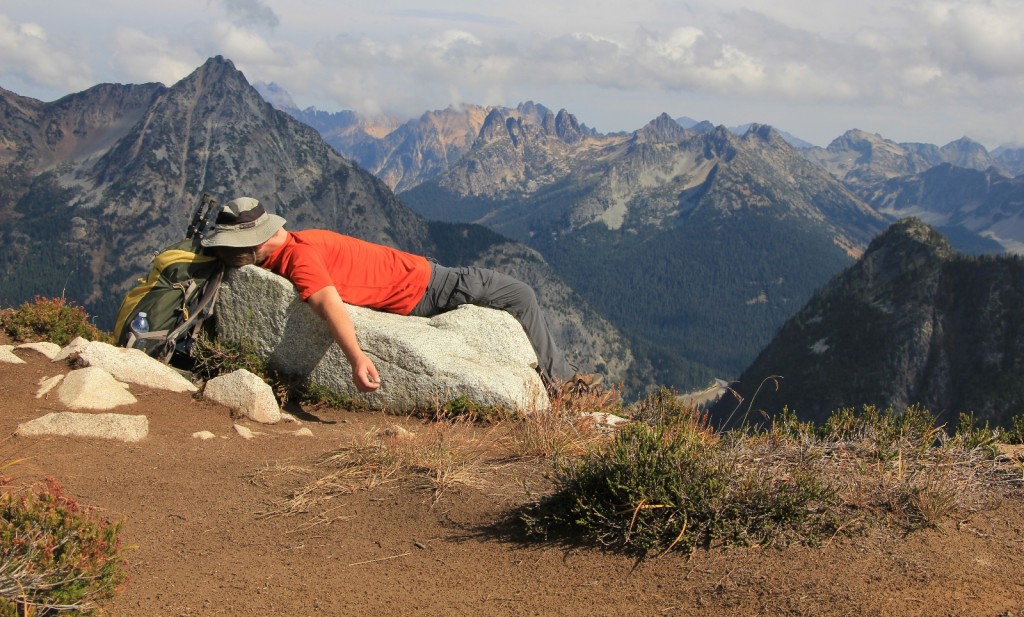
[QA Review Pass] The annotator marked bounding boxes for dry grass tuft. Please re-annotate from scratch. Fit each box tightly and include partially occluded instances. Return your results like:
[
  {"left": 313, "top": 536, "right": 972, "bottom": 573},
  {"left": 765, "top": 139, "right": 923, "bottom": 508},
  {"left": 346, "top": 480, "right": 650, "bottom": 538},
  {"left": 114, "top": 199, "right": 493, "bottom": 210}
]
[
  {"left": 269, "top": 417, "right": 506, "bottom": 519},
  {"left": 497, "top": 410, "right": 608, "bottom": 461},
  {"left": 265, "top": 381, "right": 634, "bottom": 521},
  {"left": 390, "top": 419, "right": 497, "bottom": 501}
]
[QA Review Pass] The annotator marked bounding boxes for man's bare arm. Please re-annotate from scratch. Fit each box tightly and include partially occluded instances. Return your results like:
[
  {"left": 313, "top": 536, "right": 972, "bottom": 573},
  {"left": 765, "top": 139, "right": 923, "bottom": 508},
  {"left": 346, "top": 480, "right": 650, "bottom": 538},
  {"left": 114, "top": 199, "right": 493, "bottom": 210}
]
[{"left": 306, "top": 286, "right": 381, "bottom": 392}]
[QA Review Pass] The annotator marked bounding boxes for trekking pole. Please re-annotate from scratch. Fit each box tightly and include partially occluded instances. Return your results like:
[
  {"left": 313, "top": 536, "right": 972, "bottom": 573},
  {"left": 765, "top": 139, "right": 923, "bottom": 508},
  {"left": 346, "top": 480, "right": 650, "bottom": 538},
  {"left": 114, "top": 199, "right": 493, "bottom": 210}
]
[{"left": 186, "top": 193, "right": 218, "bottom": 240}]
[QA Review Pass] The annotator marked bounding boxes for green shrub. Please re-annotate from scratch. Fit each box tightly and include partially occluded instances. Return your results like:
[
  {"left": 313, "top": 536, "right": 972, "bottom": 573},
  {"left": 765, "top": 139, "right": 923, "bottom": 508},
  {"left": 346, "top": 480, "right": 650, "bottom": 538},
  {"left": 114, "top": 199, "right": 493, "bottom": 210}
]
[
  {"left": 189, "top": 331, "right": 270, "bottom": 382},
  {"left": 296, "top": 382, "right": 363, "bottom": 411},
  {"left": 764, "top": 406, "right": 818, "bottom": 441},
  {"left": 522, "top": 396, "right": 1024, "bottom": 558},
  {"left": 0, "top": 297, "right": 112, "bottom": 346},
  {"left": 431, "top": 395, "right": 510, "bottom": 423},
  {"left": 629, "top": 386, "right": 701, "bottom": 426},
  {"left": 527, "top": 416, "right": 837, "bottom": 556},
  {"left": 822, "top": 404, "right": 942, "bottom": 458},
  {"left": 0, "top": 477, "right": 126, "bottom": 615},
  {"left": 952, "top": 412, "right": 1000, "bottom": 453},
  {"left": 1006, "top": 415, "right": 1024, "bottom": 445}
]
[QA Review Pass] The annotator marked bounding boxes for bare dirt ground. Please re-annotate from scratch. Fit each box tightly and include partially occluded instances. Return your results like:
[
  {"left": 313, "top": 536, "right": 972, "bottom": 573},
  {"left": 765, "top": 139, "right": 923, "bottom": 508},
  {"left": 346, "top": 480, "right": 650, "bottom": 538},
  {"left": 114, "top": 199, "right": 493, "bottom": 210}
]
[{"left": 2, "top": 340, "right": 1024, "bottom": 616}]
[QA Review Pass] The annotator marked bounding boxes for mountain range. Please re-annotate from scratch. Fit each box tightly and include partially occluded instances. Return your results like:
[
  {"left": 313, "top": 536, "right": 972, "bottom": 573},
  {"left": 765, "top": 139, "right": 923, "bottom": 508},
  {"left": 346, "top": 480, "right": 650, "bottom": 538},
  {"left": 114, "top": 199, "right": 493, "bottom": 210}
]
[
  {"left": 265, "top": 83, "right": 1024, "bottom": 256},
  {"left": 4, "top": 57, "right": 1024, "bottom": 410}
]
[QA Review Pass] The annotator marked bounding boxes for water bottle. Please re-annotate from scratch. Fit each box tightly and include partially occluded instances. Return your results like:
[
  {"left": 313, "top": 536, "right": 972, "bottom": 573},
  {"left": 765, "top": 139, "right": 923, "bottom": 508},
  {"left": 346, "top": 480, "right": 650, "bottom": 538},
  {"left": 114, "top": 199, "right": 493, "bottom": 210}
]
[{"left": 130, "top": 312, "right": 150, "bottom": 350}]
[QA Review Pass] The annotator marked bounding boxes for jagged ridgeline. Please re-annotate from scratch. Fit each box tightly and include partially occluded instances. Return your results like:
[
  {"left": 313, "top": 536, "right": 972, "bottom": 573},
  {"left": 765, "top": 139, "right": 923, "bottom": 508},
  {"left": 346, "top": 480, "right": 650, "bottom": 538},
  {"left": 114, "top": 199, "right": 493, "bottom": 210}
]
[
  {"left": 400, "top": 112, "right": 888, "bottom": 388},
  {"left": 714, "top": 218, "right": 1024, "bottom": 429},
  {"left": 0, "top": 57, "right": 633, "bottom": 388}
]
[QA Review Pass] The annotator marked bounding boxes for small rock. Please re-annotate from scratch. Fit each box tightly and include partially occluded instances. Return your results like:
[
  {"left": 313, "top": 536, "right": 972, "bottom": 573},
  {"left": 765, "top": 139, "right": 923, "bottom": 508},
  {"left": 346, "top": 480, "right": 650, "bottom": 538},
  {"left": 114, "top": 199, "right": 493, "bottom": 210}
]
[
  {"left": 58, "top": 367, "right": 137, "bottom": 410},
  {"left": 0, "top": 346, "right": 26, "bottom": 364},
  {"left": 35, "top": 375, "right": 64, "bottom": 398},
  {"left": 292, "top": 427, "right": 314, "bottom": 437},
  {"left": 192, "top": 431, "right": 217, "bottom": 440},
  {"left": 16, "top": 342, "right": 62, "bottom": 359},
  {"left": 580, "top": 411, "right": 631, "bottom": 432},
  {"left": 17, "top": 412, "right": 148, "bottom": 442},
  {"left": 383, "top": 425, "right": 415, "bottom": 439},
  {"left": 233, "top": 424, "right": 255, "bottom": 440},
  {"left": 204, "top": 370, "right": 282, "bottom": 424}
]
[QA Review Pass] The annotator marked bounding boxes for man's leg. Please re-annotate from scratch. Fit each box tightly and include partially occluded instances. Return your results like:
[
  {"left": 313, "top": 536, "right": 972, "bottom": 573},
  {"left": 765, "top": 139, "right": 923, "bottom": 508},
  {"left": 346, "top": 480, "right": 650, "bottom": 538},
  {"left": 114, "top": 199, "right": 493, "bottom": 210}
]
[{"left": 410, "top": 264, "right": 576, "bottom": 383}]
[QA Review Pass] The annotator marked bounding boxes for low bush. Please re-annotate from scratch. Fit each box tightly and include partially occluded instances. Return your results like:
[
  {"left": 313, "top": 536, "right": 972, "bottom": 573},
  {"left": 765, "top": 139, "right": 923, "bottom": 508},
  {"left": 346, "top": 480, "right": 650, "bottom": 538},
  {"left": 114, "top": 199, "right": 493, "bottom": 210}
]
[
  {"left": 0, "top": 297, "right": 112, "bottom": 346},
  {"left": 188, "top": 330, "right": 269, "bottom": 382},
  {"left": 526, "top": 408, "right": 838, "bottom": 556},
  {"left": 822, "top": 404, "right": 943, "bottom": 458},
  {"left": 0, "top": 477, "right": 126, "bottom": 615},
  {"left": 524, "top": 396, "right": 1023, "bottom": 558},
  {"left": 1007, "top": 415, "right": 1024, "bottom": 445}
]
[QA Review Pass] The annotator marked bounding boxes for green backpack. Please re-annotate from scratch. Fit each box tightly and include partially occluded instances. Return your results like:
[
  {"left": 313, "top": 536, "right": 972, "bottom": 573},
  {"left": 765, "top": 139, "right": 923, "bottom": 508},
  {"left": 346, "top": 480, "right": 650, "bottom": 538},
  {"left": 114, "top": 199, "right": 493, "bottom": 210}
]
[{"left": 113, "top": 195, "right": 225, "bottom": 362}]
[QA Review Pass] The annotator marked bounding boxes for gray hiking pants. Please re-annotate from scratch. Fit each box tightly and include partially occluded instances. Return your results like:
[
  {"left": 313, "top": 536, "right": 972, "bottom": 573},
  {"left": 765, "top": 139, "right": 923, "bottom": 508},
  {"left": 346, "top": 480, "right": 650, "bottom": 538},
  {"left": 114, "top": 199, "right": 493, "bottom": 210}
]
[{"left": 409, "top": 263, "right": 575, "bottom": 382}]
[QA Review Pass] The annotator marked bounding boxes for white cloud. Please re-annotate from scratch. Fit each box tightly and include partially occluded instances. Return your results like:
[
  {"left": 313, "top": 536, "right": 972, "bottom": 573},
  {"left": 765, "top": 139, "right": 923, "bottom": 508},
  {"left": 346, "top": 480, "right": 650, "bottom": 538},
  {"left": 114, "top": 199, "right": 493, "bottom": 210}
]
[
  {"left": 218, "top": 0, "right": 280, "bottom": 29},
  {"left": 924, "top": 0, "right": 1024, "bottom": 77},
  {"left": 212, "top": 22, "right": 286, "bottom": 65},
  {"left": 5, "top": 1, "right": 1024, "bottom": 146},
  {"left": 0, "top": 14, "right": 93, "bottom": 95},
  {"left": 111, "top": 27, "right": 201, "bottom": 87}
]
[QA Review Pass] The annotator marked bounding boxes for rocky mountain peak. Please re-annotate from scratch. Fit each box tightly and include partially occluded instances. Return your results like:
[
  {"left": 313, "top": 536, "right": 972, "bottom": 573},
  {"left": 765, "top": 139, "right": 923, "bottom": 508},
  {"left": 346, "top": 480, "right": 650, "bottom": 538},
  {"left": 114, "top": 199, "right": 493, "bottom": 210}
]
[
  {"left": 633, "top": 112, "right": 688, "bottom": 143},
  {"left": 700, "top": 124, "right": 741, "bottom": 161},
  {"left": 857, "top": 217, "right": 954, "bottom": 287},
  {"left": 826, "top": 129, "right": 885, "bottom": 155},
  {"left": 939, "top": 136, "right": 996, "bottom": 170},
  {"left": 515, "top": 101, "right": 554, "bottom": 126},
  {"left": 865, "top": 216, "right": 954, "bottom": 257},
  {"left": 555, "top": 109, "right": 583, "bottom": 143},
  {"left": 478, "top": 108, "right": 510, "bottom": 142},
  {"left": 178, "top": 56, "right": 266, "bottom": 110},
  {"left": 741, "top": 123, "right": 789, "bottom": 148}
]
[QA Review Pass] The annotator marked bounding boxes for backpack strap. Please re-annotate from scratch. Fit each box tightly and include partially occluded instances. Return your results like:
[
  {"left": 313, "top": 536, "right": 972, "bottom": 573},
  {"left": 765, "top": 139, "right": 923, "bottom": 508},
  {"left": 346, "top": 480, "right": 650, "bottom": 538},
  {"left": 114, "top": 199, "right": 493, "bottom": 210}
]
[{"left": 157, "top": 265, "right": 225, "bottom": 363}]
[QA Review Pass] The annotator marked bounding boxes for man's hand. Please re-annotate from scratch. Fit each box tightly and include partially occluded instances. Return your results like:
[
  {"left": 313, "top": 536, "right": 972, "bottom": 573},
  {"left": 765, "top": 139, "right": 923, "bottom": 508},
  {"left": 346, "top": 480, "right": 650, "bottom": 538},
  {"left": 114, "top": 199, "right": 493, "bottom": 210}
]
[
  {"left": 307, "top": 286, "right": 383, "bottom": 392},
  {"left": 352, "top": 353, "right": 381, "bottom": 392}
]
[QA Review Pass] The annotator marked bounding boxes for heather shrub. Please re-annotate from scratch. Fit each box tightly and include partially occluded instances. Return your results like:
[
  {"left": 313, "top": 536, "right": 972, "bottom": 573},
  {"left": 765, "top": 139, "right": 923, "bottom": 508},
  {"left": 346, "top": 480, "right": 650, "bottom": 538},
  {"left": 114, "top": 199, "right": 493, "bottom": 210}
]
[
  {"left": 0, "top": 297, "right": 112, "bottom": 347},
  {"left": 0, "top": 477, "right": 126, "bottom": 615}
]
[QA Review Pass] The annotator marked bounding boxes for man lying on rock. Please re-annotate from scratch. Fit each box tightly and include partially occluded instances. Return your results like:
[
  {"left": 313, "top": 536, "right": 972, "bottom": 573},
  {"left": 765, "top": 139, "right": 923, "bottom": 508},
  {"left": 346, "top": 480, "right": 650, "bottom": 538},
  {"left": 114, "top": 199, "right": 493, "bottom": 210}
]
[{"left": 201, "top": 196, "right": 602, "bottom": 397}]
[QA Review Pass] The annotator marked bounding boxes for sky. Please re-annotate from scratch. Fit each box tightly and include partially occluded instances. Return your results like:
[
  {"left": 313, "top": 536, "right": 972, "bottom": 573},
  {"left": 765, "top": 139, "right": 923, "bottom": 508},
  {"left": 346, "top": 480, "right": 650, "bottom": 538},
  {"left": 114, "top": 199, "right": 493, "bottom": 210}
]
[{"left": 2, "top": 0, "right": 1023, "bottom": 149}]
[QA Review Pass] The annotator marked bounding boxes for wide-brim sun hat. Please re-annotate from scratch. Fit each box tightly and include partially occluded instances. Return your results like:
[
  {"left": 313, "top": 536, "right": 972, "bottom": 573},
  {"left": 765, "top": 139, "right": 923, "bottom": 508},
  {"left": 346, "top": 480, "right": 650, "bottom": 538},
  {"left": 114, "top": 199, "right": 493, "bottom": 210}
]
[{"left": 200, "top": 197, "right": 286, "bottom": 248}]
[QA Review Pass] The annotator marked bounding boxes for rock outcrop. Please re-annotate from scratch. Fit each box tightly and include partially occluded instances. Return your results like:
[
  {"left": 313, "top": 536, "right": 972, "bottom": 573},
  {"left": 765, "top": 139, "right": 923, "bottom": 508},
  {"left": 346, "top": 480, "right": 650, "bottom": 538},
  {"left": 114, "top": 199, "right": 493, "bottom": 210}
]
[{"left": 215, "top": 265, "right": 549, "bottom": 413}]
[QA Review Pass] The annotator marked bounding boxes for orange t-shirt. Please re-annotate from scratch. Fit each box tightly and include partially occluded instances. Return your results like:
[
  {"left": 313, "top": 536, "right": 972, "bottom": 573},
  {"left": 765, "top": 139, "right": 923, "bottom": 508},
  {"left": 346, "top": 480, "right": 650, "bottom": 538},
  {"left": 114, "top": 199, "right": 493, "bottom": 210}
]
[{"left": 261, "top": 230, "right": 431, "bottom": 315}]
